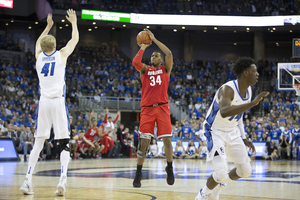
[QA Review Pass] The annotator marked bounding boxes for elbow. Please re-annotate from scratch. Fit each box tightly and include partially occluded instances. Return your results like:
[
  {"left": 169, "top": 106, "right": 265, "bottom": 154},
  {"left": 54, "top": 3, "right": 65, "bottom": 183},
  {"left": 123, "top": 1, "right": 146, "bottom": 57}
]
[
  {"left": 166, "top": 50, "right": 172, "bottom": 57},
  {"left": 219, "top": 110, "right": 229, "bottom": 118}
]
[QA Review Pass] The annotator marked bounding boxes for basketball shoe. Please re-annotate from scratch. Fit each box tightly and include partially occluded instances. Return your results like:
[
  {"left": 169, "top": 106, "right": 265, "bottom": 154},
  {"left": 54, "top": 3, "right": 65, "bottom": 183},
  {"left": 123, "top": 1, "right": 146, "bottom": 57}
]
[
  {"left": 165, "top": 166, "right": 175, "bottom": 185},
  {"left": 133, "top": 172, "right": 143, "bottom": 187},
  {"left": 211, "top": 183, "right": 226, "bottom": 200},
  {"left": 55, "top": 176, "right": 67, "bottom": 196},
  {"left": 195, "top": 189, "right": 209, "bottom": 200},
  {"left": 20, "top": 178, "right": 34, "bottom": 195}
]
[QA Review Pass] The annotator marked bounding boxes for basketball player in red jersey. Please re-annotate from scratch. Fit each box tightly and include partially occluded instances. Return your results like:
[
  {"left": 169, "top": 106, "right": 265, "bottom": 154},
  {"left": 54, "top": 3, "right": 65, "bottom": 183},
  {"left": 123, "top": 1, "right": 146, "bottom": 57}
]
[
  {"left": 132, "top": 29, "right": 174, "bottom": 187},
  {"left": 85, "top": 110, "right": 104, "bottom": 157}
]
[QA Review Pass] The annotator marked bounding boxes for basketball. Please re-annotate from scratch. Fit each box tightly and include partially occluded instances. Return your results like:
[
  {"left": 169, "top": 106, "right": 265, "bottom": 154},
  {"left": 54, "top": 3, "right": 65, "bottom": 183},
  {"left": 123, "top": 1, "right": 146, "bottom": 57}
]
[{"left": 137, "top": 31, "right": 152, "bottom": 45}]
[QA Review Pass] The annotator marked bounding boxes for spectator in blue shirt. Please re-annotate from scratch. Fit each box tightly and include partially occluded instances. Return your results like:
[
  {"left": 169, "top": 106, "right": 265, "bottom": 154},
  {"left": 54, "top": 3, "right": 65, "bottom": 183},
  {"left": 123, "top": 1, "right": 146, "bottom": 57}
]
[
  {"left": 180, "top": 121, "right": 193, "bottom": 139},
  {"left": 172, "top": 131, "right": 181, "bottom": 141},
  {"left": 255, "top": 126, "right": 264, "bottom": 141}
]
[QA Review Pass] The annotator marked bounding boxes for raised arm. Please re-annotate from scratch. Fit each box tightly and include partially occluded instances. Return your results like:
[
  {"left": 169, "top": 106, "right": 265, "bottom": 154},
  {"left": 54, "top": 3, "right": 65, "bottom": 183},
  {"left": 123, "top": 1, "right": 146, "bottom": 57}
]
[
  {"left": 113, "top": 110, "right": 120, "bottom": 124},
  {"left": 104, "top": 108, "right": 108, "bottom": 123},
  {"left": 88, "top": 110, "right": 94, "bottom": 128},
  {"left": 146, "top": 29, "right": 173, "bottom": 75},
  {"left": 132, "top": 43, "right": 151, "bottom": 76},
  {"left": 218, "top": 86, "right": 268, "bottom": 118},
  {"left": 35, "top": 13, "right": 54, "bottom": 59},
  {"left": 60, "top": 9, "right": 79, "bottom": 64}
]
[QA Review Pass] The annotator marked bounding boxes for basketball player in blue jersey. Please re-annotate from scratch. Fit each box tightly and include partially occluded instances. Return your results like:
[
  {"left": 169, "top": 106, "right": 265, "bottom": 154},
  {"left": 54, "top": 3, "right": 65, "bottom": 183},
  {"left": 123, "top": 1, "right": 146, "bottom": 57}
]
[
  {"left": 20, "top": 9, "right": 79, "bottom": 196},
  {"left": 195, "top": 57, "right": 269, "bottom": 200}
]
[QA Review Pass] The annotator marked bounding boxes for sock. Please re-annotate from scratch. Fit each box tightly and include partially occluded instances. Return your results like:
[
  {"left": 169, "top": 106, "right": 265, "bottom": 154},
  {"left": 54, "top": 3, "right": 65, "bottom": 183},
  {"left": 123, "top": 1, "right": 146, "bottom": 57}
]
[
  {"left": 25, "top": 138, "right": 45, "bottom": 183},
  {"left": 202, "top": 184, "right": 212, "bottom": 196},
  {"left": 137, "top": 164, "right": 143, "bottom": 173},
  {"left": 221, "top": 174, "right": 233, "bottom": 185},
  {"left": 167, "top": 161, "right": 173, "bottom": 168},
  {"left": 60, "top": 150, "right": 70, "bottom": 177}
]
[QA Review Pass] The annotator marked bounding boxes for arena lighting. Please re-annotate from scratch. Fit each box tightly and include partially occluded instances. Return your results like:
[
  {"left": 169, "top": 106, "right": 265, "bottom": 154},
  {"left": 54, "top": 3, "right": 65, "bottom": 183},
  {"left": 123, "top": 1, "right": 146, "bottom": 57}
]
[
  {"left": 61, "top": 19, "right": 65, "bottom": 22},
  {"left": 214, "top": 27, "right": 217, "bottom": 30},
  {"left": 82, "top": 9, "right": 300, "bottom": 26},
  {"left": 290, "top": 30, "right": 293, "bottom": 32},
  {"left": 35, "top": 22, "right": 38, "bottom": 24}
]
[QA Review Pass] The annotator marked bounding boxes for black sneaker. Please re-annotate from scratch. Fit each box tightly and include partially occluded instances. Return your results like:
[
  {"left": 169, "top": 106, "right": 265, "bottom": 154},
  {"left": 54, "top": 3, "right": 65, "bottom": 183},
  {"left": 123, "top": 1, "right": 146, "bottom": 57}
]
[
  {"left": 165, "top": 166, "right": 174, "bottom": 185},
  {"left": 133, "top": 172, "right": 143, "bottom": 188}
]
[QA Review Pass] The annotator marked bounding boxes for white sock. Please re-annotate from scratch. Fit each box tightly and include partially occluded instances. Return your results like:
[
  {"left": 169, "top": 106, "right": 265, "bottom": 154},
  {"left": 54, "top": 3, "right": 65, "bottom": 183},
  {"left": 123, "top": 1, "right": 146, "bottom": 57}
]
[
  {"left": 221, "top": 174, "right": 233, "bottom": 185},
  {"left": 202, "top": 184, "right": 212, "bottom": 196},
  {"left": 25, "top": 137, "right": 45, "bottom": 183},
  {"left": 60, "top": 150, "right": 70, "bottom": 177}
]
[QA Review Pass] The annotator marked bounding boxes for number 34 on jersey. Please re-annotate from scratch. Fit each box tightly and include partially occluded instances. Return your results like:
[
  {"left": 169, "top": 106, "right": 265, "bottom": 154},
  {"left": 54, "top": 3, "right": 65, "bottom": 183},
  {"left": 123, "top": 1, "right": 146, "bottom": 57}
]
[{"left": 150, "top": 75, "right": 162, "bottom": 86}]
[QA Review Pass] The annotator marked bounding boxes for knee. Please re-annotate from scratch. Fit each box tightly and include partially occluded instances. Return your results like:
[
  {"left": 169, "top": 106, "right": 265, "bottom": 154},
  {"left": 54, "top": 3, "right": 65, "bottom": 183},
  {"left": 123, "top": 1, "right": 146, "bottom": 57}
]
[
  {"left": 237, "top": 163, "right": 252, "bottom": 178},
  {"left": 212, "top": 169, "right": 227, "bottom": 183},
  {"left": 163, "top": 138, "right": 172, "bottom": 148}
]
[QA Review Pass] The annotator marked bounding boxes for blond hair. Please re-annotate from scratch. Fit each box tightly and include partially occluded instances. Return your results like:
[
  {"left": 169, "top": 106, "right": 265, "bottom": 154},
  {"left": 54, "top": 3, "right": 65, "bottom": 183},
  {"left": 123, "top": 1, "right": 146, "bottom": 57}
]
[{"left": 40, "top": 35, "right": 56, "bottom": 52}]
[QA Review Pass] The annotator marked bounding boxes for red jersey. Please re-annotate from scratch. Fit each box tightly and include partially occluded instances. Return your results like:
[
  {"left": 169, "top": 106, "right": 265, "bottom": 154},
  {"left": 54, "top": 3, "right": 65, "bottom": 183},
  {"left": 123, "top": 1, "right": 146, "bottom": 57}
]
[
  {"left": 85, "top": 127, "right": 98, "bottom": 139},
  {"left": 77, "top": 136, "right": 84, "bottom": 144},
  {"left": 141, "top": 66, "right": 170, "bottom": 107}
]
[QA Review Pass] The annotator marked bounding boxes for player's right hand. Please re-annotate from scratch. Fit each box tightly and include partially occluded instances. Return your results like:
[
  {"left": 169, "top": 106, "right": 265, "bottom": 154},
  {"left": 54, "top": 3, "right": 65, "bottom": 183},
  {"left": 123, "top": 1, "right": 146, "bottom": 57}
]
[
  {"left": 91, "top": 110, "right": 94, "bottom": 115},
  {"left": 47, "top": 13, "right": 54, "bottom": 27},
  {"left": 106, "top": 108, "right": 109, "bottom": 113},
  {"left": 252, "top": 92, "right": 269, "bottom": 106}
]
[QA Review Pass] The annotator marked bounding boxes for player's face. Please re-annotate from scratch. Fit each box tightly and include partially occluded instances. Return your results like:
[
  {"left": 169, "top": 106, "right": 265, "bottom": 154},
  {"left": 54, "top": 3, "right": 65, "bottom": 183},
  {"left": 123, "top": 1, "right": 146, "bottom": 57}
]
[
  {"left": 150, "top": 52, "right": 163, "bottom": 66},
  {"left": 247, "top": 64, "right": 259, "bottom": 85}
]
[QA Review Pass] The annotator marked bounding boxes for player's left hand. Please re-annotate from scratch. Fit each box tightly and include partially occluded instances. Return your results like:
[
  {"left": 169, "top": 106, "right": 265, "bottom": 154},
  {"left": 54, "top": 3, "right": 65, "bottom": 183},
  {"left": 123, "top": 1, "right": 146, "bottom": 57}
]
[
  {"left": 66, "top": 9, "right": 77, "bottom": 24},
  {"left": 243, "top": 139, "right": 255, "bottom": 153},
  {"left": 117, "top": 110, "right": 120, "bottom": 115},
  {"left": 145, "top": 29, "right": 156, "bottom": 41}
]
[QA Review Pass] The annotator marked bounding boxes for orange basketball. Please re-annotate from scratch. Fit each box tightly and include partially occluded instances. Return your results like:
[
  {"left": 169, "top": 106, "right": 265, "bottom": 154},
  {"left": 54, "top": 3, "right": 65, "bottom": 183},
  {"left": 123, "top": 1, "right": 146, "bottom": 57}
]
[{"left": 137, "top": 31, "right": 152, "bottom": 45}]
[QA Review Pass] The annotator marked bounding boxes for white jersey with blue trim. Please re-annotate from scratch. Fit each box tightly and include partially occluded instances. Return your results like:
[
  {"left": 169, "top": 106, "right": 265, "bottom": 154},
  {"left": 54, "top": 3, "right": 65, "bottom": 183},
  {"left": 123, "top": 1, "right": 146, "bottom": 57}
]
[
  {"left": 204, "top": 80, "right": 252, "bottom": 133},
  {"left": 36, "top": 51, "right": 66, "bottom": 98}
]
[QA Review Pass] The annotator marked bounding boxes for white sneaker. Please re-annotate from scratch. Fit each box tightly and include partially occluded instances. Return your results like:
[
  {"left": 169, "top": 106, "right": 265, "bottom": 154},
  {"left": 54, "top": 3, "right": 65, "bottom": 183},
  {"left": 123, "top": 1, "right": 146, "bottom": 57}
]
[
  {"left": 55, "top": 176, "right": 67, "bottom": 196},
  {"left": 195, "top": 189, "right": 209, "bottom": 200},
  {"left": 211, "top": 183, "right": 226, "bottom": 200},
  {"left": 20, "top": 178, "right": 34, "bottom": 195}
]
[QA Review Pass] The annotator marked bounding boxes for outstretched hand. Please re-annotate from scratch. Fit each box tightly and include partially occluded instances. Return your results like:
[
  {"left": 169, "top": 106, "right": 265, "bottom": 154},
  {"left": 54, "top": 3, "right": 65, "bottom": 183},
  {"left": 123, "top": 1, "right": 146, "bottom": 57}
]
[
  {"left": 106, "top": 108, "right": 109, "bottom": 113},
  {"left": 66, "top": 9, "right": 77, "bottom": 24},
  {"left": 145, "top": 29, "right": 156, "bottom": 41},
  {"left": 47, "top": 13, "right": 54, "bottom": 27},
  {"left": 252, "top": 92, "right": 269, "bottom": 106}
]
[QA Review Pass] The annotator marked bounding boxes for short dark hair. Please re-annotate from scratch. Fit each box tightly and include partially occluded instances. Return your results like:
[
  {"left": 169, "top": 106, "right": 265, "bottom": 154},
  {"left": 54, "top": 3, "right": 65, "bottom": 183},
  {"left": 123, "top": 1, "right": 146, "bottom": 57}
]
[
  {"left": 153, "top": 51, "right": 164, "bottom": 60},
  {"left": 233, "top": 57, "right": 255, "bottom": 77},
  {"left": 108, "top": 116, "right": 112, "bottom": 119}
]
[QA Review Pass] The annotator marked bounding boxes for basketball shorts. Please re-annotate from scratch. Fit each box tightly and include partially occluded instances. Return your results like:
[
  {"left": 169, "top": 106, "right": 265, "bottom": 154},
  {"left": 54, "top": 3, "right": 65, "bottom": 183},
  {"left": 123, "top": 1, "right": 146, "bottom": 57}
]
[
  {"left": 78, "top": 143, "right": 89, "bottom": 149},
  {"left": 206, "top": 126, "right": 250, "bottom": 164},
  {"left": 139, "top": 104, "right": 172, "bottom": 139},
  {"left": 35, "top": 96, "right": 70, "bottom": 140},
  {"left": 86, "top": 137, "right": 95, "bottom": 143}
]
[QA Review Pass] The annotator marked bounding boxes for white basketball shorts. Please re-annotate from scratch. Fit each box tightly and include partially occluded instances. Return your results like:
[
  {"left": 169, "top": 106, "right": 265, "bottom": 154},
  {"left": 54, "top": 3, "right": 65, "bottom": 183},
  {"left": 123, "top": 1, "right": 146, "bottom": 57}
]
[
  {"left": 207, "top": 126, "right": 250, "bottom": 164},
  {"left": 35, "top": 96, "right": 70, "bottom": 140}
]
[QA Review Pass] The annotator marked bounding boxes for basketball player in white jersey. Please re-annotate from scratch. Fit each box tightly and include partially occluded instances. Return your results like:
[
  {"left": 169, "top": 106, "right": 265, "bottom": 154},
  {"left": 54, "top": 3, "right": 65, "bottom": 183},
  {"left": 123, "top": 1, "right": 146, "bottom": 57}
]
[
  {"left": 20, "top": 9, "right": 79, "bottom": 196},
  {"left": 195, "top": 57, "right": 269, "bottom": 200}
]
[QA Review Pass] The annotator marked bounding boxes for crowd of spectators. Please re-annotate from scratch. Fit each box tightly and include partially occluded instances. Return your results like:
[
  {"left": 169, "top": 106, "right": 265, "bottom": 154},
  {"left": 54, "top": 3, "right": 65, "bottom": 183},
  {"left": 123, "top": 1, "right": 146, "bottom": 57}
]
[
  {"left": 0, "top": 35, "right": 22, "bottom": 52},
  {"left": 53, "top": 0, "right": 299, "bottom": 16},
  {"left": 0, "top": 35, "right": 300, "bottom": 161}
]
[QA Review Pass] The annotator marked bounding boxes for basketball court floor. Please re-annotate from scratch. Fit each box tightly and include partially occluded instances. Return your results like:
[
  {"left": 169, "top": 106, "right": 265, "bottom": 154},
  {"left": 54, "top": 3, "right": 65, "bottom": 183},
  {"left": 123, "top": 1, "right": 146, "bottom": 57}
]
[{"left": 0, "top": 158, "right": 299, "bottom": 200}]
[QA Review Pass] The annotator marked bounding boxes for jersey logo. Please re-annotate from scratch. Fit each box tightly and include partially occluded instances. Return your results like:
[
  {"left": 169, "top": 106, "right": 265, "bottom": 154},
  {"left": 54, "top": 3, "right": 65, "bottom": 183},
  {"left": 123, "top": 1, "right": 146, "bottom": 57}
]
[
  {"left": 148, "top": 69, "right": 163, "bottom": 76},
  {"left": 220, "top": 147, "right": 225, "bottom": 154}
]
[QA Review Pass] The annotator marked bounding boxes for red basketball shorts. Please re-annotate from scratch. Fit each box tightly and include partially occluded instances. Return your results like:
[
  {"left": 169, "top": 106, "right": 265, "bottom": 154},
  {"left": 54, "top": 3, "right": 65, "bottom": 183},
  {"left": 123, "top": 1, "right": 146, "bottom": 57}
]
[
  {"left": 78, "top": 143, "right": 89, "bottom": 149},
  {"left": 139, "top": 103, "right": 172, "bottom": 139}
]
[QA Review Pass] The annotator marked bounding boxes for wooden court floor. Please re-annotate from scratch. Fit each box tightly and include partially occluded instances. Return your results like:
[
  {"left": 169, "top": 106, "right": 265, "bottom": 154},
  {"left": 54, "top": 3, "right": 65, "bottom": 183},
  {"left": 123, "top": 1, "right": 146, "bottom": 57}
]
[{"left": 0, "top": 158, "right": 299, "bottom": 200}]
